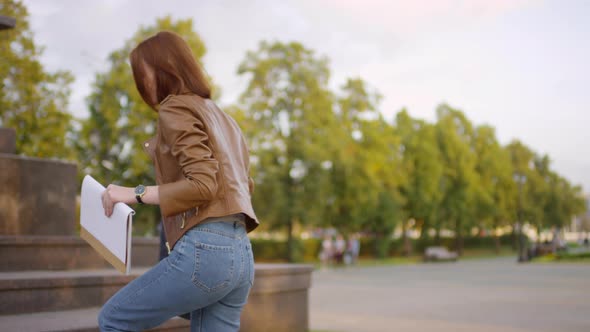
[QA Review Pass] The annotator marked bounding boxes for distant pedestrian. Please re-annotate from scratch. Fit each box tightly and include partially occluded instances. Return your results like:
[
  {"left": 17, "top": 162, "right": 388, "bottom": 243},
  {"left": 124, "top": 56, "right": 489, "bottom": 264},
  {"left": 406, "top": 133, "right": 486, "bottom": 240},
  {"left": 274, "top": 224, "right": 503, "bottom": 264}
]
[
  {"left": 320, "top": 235, "right": 334, "bottom": 265},
  {"left": 350, "top": 234, "right": 360, "bottom": 264},
  {"left": 334, "top": 234, "right": 346, "bottom": 264}
]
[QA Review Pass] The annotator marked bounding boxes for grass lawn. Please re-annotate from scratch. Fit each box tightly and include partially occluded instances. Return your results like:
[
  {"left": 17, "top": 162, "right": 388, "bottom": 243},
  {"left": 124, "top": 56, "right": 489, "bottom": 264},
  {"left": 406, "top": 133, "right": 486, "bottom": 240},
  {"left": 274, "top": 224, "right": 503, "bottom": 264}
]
[
  {"left": 309, "top": 246, "right": 516, "bottom": 269},
  {"left": 532, "top": 253, "right": 590, "bottom": 264},
  {"left": 256, "top": 246, "right": 518, "bottom": 268},
  {"left": 356, "top": 256, "right": 421, "bottom": 267},
  {"left": 460, "top": 246, "right": 516, "bottom": 260}
]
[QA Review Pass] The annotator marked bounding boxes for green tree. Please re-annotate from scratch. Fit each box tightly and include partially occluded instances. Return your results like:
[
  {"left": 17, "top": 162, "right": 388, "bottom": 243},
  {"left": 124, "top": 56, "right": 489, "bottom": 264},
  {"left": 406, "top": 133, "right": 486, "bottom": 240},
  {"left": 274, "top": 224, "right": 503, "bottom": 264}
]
[
  {"left": 512, "top": 147, "right": 585, "bottom": 248},
  {"left": 237, "top": 41, "right": 336, "bottom": 261},
  {"left": 329, "top": 78, "right": 402, "bottom": 236},
  {"left": 74, "top": 16, "right": 210, "bottom": 234},
  {"left": 506, "top": 140, "right": 537, "bottom": 244},
  {"left": 395, "top": 110, "right": 443, "bottom": 255},
  {"left": 435, "top": 104, "right": 479, "bottom": 255},
  {"left": 356, "top": 116, "right": 404, "bottom": 258},
  {"left": 472, "top": 125, "right": 515, "bottom": 252},
  {"left": 0, "top": 0, "right": 74, "bottom": 159},
  {"left": 579, "top": 196, "right": 590, "bottom": 234},
  {"left": 320, "top": 78, "right": 406, "bottom": 257},
  {"left": 543, "top": 173, "right": 585, "bottom": 231},
  {"left": 529, "top": 155, "right": 585, "bottom": 238}
]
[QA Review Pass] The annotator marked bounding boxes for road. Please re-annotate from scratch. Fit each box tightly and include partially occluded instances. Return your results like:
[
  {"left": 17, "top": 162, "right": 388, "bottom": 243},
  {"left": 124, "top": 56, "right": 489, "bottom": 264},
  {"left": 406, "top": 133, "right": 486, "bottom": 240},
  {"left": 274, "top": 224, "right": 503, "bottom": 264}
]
[{"left": 310, "top": 257, "right": 590, "bottom": 332}]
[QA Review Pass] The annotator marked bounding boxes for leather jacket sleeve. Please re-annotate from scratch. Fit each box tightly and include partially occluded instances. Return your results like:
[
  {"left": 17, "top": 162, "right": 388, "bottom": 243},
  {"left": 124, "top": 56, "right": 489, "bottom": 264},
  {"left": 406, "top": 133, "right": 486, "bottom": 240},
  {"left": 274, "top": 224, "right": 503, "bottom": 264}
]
[{"left": 157, "top": 98, "right": 219, "bottom": 217}]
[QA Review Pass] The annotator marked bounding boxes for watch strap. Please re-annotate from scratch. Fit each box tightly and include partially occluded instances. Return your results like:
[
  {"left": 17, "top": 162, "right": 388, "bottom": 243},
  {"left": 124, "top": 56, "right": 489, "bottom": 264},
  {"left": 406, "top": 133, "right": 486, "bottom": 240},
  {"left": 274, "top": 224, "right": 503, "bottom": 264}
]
[{"left": 135, "top": 194, "right": 144, "bottom": 204}]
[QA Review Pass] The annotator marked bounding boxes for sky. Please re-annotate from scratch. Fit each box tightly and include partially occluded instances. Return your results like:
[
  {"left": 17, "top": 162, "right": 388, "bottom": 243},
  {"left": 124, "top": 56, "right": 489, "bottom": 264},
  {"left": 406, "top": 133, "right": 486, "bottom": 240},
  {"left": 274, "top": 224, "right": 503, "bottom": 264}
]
[{"left": 20, "top": 0, "right": 590, "bottom": 191}]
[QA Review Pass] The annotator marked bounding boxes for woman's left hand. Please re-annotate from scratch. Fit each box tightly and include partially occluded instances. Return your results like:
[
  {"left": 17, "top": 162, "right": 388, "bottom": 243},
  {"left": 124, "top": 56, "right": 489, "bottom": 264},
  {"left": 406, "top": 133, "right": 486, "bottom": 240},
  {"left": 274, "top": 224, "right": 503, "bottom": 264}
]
[{"left": 101, "top": 184, "right": 134, "bottom": 217}]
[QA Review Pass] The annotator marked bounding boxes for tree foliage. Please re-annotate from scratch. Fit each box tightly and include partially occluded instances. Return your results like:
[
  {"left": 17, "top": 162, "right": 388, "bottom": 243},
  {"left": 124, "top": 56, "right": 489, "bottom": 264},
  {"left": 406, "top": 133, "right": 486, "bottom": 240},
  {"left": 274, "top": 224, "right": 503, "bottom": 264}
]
[
  {"left": 237, "top": 41, "right": 337, "bottom": 260},
  {"left": 7, "top": 0, "right": 585, "bottom": 255},
  {"left": 234, "top": 41, "right": 585, "bottom": 258},
  {"left": 0, "top": 0, "right": 74, "bottom": 159},
  {"left": 331, "top": 79, "right": 402, "bottom": 236}
]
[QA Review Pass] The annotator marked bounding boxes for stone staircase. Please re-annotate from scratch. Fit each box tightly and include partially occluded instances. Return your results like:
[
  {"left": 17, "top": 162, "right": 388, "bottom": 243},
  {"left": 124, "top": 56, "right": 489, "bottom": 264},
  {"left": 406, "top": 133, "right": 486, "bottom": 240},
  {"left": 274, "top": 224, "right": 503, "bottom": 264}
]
[
  {"left": 0, "top": 234, "right": 191, "bottom": 331},
  {"left": 0, "top": 128, "right": 313, "bottom": 332},
  {"left": 0, "top": 237, "right": 313, "bottom": 331}
]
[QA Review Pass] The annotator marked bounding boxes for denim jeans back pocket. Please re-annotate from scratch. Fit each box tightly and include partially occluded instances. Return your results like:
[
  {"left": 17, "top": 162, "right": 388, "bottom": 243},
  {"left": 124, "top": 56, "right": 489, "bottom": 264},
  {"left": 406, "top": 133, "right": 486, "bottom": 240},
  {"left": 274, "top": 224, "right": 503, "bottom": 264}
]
[{"left": 192, "top": 242, "right": 235, "bottom": 293}]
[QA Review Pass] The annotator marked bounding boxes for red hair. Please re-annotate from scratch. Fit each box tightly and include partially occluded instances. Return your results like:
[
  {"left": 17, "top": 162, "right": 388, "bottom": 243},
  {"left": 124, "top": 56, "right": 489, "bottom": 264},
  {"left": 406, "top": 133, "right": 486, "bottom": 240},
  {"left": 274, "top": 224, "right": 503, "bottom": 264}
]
[{"left": 130, "top": 31, "right": 211, "bottom": 108}]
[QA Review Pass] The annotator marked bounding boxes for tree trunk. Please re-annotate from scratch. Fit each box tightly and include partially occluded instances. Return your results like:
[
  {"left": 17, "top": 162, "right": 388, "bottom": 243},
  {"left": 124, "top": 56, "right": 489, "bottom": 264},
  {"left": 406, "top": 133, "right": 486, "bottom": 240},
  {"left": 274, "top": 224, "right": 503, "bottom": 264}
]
[
  {"left": 284, "top": 167, "right": 296, "bottom": 262},
  {"left": 455, "top": 218, "right": 464, "bottom": 256},
  {"left": 434, "top": 225, "right": 442, "bottom": 245},
  {"left": 419, "top": 218, "right": 429, "bottom": 240},
  {"left": 405, "top": 219, "right": 416, "bottom": 256},
  {"left": 401, "top": 219, "right": 410, "bottom": 256},
  {"left": 286, "top": 219, "right": 294, "bottom": 262},
  {"left": 511, "top": 224, "right": 517, "bottom": 250},
  {"left": 492, "top": 221, "right": 500, "bottom": 254},
  {"left": 493, "top": 232, "right": 501, "bottom": 254}
]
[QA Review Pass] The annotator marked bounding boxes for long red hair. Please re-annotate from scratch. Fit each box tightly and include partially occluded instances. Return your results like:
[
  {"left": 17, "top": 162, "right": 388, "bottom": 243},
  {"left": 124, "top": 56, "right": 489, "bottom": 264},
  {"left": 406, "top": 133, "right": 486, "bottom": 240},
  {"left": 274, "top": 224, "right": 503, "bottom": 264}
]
[{"left": 130, "top": 31, "right": 211, "bottom": 108}]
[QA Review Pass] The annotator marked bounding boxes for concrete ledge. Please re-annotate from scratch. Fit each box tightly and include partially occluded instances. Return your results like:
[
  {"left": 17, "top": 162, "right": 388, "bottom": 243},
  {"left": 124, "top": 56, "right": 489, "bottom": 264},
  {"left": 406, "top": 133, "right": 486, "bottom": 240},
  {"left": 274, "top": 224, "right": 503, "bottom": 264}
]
[
  {"left": 250, "top": 263, "right": 313, "bottom": 294},
  {"left": 0, "top": 264, "right": 313, "bottom": 332},
  {"left": 0, "top": 236, "right": 160, "bottom": 271},
  {"left": 0, "top": 269, "right": 132, "bottom": 315},
  {"left": 0, "top": 307, "right": 189, "bottom": 332},
  {"left": 243, "top": 264, "right": 313, "bottom": 331},
  {"left": 0, "top": 154, "right": 77, "bottom": 236},
  {"left": 0, "top": 128, "right": 15, "bottom": 153}
]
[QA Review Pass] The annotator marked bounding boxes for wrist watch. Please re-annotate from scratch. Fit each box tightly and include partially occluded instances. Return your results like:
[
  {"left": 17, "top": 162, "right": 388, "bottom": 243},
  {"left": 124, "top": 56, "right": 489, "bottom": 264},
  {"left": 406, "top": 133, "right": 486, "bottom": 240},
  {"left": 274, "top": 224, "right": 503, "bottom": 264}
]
[{"left": 134, "top": 185, "right": 147, "bottom": 204}]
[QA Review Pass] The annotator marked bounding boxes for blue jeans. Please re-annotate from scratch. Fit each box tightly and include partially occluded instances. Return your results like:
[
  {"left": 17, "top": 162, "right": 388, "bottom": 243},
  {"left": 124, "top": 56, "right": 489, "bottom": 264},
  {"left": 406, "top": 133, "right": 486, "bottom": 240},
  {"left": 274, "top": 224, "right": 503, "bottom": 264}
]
[{"left": 99, "top": 220, "right": 254, "bottom": 331}]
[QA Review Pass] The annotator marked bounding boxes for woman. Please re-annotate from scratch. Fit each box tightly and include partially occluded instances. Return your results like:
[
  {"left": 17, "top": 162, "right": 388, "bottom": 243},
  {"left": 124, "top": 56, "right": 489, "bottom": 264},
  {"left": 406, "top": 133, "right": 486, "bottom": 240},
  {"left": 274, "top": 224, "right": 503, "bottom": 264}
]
[{"left": 98, "top": 31, "right": 258, "bottom": 332}]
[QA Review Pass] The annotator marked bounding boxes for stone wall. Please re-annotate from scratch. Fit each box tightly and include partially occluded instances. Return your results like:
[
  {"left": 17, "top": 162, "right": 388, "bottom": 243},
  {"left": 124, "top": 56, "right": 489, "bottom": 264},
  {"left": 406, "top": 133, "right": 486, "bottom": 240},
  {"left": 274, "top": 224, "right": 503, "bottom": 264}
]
[{"left": 0, "top": 154, "right": 77, "bottom": 235}]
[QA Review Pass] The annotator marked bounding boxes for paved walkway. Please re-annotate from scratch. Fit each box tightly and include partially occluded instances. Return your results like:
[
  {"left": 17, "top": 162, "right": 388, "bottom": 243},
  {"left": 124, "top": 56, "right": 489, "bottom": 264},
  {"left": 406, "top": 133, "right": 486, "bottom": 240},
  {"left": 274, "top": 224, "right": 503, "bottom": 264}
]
[{"left": 310, "top": 257, "right": 590, "bottom": 332}]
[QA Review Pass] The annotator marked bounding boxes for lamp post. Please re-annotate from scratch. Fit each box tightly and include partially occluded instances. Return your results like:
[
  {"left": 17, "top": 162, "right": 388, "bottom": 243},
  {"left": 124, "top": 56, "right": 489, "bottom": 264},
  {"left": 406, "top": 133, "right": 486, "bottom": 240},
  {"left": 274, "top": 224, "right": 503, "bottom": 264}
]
[
  {"left": 0, "top": 15, "right": 16, "bottom": 30},
  {"left": 514, "top": 173, "right": 527, "bottom": 262},
  {"left": 0, "top": 15, "right": 16, "bottom": 153}
]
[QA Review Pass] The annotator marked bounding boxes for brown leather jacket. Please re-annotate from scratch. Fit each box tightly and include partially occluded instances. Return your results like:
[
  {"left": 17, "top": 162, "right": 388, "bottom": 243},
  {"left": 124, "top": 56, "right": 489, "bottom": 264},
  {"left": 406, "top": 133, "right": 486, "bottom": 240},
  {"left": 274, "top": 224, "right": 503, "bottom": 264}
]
[{"left": 142, "top": 93, "right": 258, "bottom": 251}]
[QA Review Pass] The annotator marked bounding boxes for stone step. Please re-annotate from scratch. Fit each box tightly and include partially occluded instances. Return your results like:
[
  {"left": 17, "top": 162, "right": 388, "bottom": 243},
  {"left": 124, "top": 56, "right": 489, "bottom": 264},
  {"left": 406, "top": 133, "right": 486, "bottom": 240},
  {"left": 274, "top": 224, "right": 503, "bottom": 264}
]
[
  {"left": 0, "top": 264, "right": 313, "bottom": 330},
  {"left": 0, "top": 235, "right": 160, "bottom": 271},
  {"left": 0, "top": 268, "right": 143, "bottom": 315},
  {"left": 0, "top": 307, "right": 189, "bottom": 332}
]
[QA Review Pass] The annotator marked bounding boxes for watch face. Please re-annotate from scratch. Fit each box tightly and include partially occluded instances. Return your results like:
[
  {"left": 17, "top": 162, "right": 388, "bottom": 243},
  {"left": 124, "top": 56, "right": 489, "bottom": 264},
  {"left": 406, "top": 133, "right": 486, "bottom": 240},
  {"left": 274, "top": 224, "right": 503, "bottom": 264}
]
[{"left": 135, "top": 185, "right": 146, "bottom": 195}]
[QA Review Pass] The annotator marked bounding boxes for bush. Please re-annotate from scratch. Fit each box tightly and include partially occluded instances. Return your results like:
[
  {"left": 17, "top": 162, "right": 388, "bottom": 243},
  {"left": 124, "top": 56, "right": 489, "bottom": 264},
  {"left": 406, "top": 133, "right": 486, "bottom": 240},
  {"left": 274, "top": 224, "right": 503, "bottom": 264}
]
[
  {"left": 416, "top": 234, "right": 517, "bottom": 252},
  {"left": 250, "top": 238, "right": 322, "bottom": 263},
  {"left": 556, "top": 251, "right": 590, "bottom": 260},
  {"left": 359, "top": 238, "right": 395, "bottom": 257},
  {"left": 250, "top": 238, "right": 288, "bottom": 262},
  {"left": 250, "top": 234, "right": 519, "bottom": 262},
  {"left": 302, "top": 238, "right": 322, "bottom": 261}
]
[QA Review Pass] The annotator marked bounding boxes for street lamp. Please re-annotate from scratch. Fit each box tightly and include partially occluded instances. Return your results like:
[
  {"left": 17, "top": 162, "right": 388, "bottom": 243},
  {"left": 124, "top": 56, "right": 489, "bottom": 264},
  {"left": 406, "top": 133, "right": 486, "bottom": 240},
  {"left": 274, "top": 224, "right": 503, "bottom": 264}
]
[
  {"left": 513, "top": 173, "right": 527, "bottom": 262},
  {"left": 0, "top": 15, "right": 16, "bottom": 154},
  {"left": 0, "top": 15, "right": 16, "bottom": 30}
]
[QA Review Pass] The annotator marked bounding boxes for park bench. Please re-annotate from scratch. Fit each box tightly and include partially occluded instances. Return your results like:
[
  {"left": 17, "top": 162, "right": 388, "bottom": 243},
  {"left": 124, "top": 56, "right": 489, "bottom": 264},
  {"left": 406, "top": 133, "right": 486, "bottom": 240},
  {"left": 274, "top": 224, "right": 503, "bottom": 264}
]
[{"left": 424, "top": 246, "right": 458, "bottom": 262}]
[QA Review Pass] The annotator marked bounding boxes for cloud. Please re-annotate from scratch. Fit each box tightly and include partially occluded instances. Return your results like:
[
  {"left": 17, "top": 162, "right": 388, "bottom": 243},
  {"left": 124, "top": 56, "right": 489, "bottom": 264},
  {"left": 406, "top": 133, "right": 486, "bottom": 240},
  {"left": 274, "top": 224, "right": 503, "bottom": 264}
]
[
  {"left": 20, "top": 0, "right": 590, "bottom": 191},
  {"left": 296, "top": 0, "right": 538, "bottom": 37}
]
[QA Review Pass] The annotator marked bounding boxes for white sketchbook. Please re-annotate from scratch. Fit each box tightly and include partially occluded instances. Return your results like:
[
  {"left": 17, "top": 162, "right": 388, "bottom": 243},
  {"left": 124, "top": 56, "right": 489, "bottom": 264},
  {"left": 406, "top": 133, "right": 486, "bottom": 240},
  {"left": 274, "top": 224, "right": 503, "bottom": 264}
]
[{"left": 80, "top": 174, "right": 135, "bottom": 275}]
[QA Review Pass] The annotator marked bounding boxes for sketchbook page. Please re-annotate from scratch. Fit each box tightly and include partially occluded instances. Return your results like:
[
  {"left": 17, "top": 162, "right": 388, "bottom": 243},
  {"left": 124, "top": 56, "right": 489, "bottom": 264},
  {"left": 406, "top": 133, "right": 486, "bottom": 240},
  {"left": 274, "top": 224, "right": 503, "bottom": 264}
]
[{"left": 80, "top": 174, "right": 135, "bottom": 267}]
